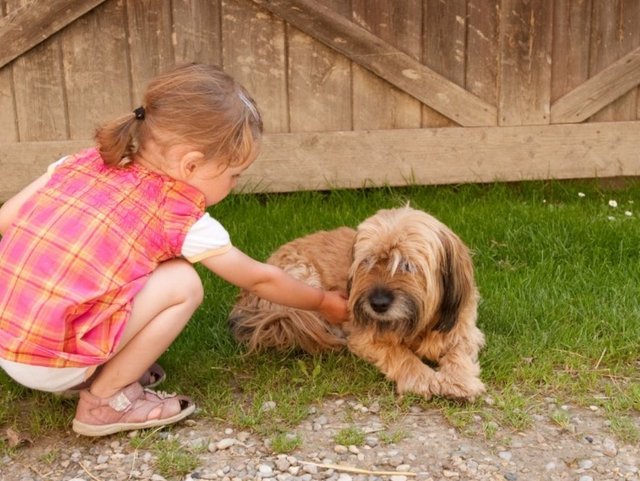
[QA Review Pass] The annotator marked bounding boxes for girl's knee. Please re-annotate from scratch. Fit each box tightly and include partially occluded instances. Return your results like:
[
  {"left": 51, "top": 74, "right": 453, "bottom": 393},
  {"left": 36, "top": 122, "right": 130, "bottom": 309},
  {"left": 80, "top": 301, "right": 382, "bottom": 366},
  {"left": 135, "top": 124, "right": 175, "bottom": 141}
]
[{"left": 161, "top": 259, "right": 204, "bottom": 306}]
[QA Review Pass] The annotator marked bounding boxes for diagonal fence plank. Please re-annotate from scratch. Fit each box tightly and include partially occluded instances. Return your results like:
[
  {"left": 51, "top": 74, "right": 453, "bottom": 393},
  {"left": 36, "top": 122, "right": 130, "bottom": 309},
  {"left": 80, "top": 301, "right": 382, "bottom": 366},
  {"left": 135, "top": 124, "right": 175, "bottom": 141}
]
[
  {"left": 253, "top": 0, "right": 497, "bottom": 127},
  {"left": 0, "top": 0, "right": 108, "bottom": 69},
  {"left": 551, "top": 46, "right": 640, "bottom": 124}
]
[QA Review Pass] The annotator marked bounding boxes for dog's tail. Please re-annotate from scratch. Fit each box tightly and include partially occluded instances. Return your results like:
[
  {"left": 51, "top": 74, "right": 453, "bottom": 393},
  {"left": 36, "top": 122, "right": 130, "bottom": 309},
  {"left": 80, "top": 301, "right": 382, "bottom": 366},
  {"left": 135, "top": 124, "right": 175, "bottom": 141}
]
[{"left": 228, "top": 306, "right": 346, "bottom": 354}]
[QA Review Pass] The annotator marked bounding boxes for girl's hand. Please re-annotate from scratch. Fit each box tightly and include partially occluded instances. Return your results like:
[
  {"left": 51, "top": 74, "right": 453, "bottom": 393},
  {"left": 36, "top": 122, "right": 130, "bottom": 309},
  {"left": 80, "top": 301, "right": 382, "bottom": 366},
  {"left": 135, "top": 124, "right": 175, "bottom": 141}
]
[{"left": 319, "top": 290, "right": 349, "bottom": 325}]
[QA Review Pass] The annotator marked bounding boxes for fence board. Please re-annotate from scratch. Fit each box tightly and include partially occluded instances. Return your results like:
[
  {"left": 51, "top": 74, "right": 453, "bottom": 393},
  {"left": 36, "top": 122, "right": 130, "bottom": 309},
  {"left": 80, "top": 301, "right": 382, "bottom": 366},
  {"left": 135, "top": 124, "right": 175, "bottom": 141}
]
[
  {"left": 172, "top": 0, "right": 222, "bottom": 65},
  {"left": 0, "top": 0, "right": 107, "bottom": 69},
  {"left": 551, "top": 47, "right": 640, "bottom": 124},
  {"left": 126, "top": 0, "right": 174, "bottom": 103},
  {"left": 255, "top": 0, "right": 497, "bottom": 127},
  {"left": 60, "top": 0, "right": 130, "bottom": 139},
  {"left": 589, "top": 0, "right": 640, "bottom": 122},
  {"left": 287, "top": 0, "right": 351, "bottom": 132},
  {"left": 422, "top": 0, "right": 466, "bottom": 127},
  {"left": 466, "top": 0, "right": 498, "bottom": 106},
  {"left": 351, "top": 0, "right": 422, "bottom": 130},
  {"left": 3, "top": 121, "right": 639, "bottom": 201},
  {"left": 222, "top": 0, "right": 288, "bottom": 133},
  {"left": 0, "top": 3, "right": 17, "bottom": 142},
  {"left": 551, "top": 0, "right": 591, "bottom": 102},
  {"left": 498, "top": 0, "right": 553, "bottom": 126}
]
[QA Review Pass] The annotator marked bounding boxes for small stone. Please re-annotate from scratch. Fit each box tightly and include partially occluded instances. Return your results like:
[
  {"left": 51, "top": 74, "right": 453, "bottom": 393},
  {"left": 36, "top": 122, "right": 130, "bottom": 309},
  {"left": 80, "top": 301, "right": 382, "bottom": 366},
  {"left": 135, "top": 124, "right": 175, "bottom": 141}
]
[
  {"left": 578, "top": 459, "right": 594, "bottom": 469},
  {"left": 504, "top": 473, "right": 517, "bottom": 481},
  {"left": 215, "top": 438, "right": 236, "bottom": 450},
  {"left": 602, "top": 438, "right": 618, "bottom": 457},
  {"left": 261, "top": 401, "right": 277, "bottom": 412},
  {"left": 578, "top": 477, "right": 593, "bottom": 481},
  {"left": 498, "top": 451, "right": 512, "bottom": 461}
]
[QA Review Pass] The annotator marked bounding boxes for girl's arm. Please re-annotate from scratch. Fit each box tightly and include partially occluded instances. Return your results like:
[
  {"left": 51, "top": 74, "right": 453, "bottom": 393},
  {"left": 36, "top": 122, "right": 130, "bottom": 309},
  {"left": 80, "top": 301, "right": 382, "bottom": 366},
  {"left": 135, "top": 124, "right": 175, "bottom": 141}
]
[
  {"left": 0, "top": 172, "right": 51, "bottom": 235},
  {"left": 200, "top": 246, "right": 349, "bottom": 324}
]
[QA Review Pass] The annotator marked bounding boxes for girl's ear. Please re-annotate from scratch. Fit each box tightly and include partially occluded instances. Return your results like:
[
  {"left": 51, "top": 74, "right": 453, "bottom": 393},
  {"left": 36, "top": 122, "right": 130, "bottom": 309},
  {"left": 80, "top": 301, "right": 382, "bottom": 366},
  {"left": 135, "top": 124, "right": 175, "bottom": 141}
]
[{"left": 180, "top": 151, "right": 205, "bottom": 178}]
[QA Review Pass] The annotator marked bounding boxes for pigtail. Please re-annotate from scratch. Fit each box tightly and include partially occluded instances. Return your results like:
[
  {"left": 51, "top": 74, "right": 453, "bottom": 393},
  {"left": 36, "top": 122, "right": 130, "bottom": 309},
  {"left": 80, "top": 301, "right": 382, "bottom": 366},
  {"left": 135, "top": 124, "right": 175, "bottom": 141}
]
[{"left": 95, "top": 112, "right": 143, "bottom": 167}]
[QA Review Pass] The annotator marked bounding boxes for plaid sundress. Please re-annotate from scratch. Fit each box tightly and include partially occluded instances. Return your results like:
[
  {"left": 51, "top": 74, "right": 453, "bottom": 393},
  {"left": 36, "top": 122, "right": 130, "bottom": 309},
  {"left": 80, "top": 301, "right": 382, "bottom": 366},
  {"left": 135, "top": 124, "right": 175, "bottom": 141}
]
[{"left": 0, "top": 148, "right": 205, "bottom": 367}]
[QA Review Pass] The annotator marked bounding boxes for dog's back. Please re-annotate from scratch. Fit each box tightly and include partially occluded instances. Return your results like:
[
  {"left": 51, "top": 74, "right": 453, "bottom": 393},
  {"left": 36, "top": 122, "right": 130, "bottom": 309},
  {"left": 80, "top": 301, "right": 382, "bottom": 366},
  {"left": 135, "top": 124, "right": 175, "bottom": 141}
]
[{"left": 228, "top": 227, "right": 355, "bottom": 353}]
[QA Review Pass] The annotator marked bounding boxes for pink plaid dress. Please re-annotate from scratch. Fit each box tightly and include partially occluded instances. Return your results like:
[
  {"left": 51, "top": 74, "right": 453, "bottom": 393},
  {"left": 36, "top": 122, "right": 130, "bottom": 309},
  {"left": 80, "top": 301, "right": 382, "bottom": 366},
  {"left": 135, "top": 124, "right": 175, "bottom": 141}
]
[{"left": 0, "top": 148, "right": 205, "bottom": 367}]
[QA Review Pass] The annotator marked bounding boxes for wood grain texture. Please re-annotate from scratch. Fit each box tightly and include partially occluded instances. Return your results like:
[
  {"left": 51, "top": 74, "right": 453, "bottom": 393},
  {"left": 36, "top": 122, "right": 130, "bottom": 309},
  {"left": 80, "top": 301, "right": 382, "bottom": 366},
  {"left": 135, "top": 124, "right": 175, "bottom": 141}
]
[
  {"left": 422, "top": 0, "right": 466, "bottom": 127},
  {"left": 0, "top": 0, "right": 107, "bottom": 69},
  {"left": 288, "top": 0, "right": 351, "bottom": 132},
  {"left": 254, "top": 0, "right": 497, "bottom": 127},
  {"left": 351, "top": 0, "right": 422, "bottom": 130},
  {"left": 551, "top": 0, "right": 591, "bottom": 102},
  {"left": 3, "top": 122, "right": 638, "bottom": 200},
  {"left": 222, "top": 0, "right": 288, "bottom": 133},
  {"left": 466, "top": 0, "right": 499, "bottom": 106},
  {"left": 60, "top": 0, "right": 131, "bottom": 139},
  {"left": 172, "top": 0, "right": 222, "bottom": 65},
  {"left": 589, "top": 0, "right": 640, "bottom": 122},
  {"left": 498, "top": 0, "right": 553, "bottom": 126},
  {"left": 126, "top": 0, "right": 175, "bottom": 103},
  {"left": 7, "top": 0, "right": 68, "bottom": 141},
  {"left": 551, "top": 47, "right": 640, "bottom": 124}
]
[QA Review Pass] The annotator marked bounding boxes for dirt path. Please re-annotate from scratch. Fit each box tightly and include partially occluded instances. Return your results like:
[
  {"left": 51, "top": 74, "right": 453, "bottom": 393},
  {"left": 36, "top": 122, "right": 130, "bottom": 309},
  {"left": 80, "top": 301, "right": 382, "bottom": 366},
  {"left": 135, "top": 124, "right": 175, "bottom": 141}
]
[{"left": 2, "top": 398, "right": 639, "bottom": 481}]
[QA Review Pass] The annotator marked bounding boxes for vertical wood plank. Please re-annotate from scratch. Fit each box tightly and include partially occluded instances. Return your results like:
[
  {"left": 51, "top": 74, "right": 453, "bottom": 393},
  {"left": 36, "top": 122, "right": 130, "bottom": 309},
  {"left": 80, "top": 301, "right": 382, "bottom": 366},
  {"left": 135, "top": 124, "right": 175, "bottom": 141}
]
[
  {"left": 60, "top": 0, "right": 131, "bottom": 139},
  {"left": 288, "top": 0, "right": 351, "bottom": 132},
  {"left": 172, "top": 0, "right": 222, "bottom": 65},
  {"left": 351, "top": 0, "right": 422, "bottom": 130},
  {"left": 7, "top": 0, "right": 68, "bottom": 141},
  {"left": 126, "top": 0, "right": 174, "bottom": 103},
  {"left": 467, "top": 0, "right": 499, "bottom": 107},
  {"left": 222, "top": 0, "right": 288, "bottom": 133},
  {"left": 589, "top": 0, "right": 640, "bottom": 122},
  {"left": 422, "top": 0, "right": 467, "bottom": 127},
  {"left": 0, "top": 0, "right": 18, "bottom": 142},
  {"left": 551, "top": 0, "right": 591, "bottom": 103},
  {"left": 498, "top": 0, "right": 553, "bottom": 126}
]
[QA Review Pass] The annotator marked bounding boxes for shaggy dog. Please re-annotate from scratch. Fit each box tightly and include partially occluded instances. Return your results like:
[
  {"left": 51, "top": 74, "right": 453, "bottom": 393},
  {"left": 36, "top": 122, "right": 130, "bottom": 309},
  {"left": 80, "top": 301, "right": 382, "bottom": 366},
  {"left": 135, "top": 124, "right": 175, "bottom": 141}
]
[{"left": 229, "top": 206, "right": 485, "bottom": 400}]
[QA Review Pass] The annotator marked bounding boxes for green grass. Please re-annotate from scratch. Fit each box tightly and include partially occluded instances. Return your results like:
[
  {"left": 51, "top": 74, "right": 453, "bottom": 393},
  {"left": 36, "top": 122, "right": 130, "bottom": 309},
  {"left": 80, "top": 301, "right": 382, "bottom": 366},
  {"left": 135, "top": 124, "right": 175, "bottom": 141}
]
[{"left": 1, "top": 180, "right": 640, "bottom": 448}]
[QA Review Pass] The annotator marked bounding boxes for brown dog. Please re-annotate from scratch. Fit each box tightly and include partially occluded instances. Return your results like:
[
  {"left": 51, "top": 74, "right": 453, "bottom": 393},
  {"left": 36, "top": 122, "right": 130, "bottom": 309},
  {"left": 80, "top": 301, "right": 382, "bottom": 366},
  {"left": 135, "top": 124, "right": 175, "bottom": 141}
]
[{"left": 229, "top": 206, "right": 485, "bottom": 400}]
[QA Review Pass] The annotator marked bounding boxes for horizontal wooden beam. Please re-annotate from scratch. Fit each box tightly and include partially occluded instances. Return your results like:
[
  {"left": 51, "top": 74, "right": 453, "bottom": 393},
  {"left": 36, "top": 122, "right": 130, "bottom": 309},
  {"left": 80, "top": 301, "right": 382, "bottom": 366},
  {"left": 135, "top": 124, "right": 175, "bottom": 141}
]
[
  {"left": 2, "top": 122, "right": 638, "bottom": 201},
  {"left": 551, "top": 46, "right": 640, "bottom": 124},
  {"left": 253, "top": 0, "right": 497, "bottom": 127},
  {"left": 0, "top": 0, "right": 107, "bottom": 69}
]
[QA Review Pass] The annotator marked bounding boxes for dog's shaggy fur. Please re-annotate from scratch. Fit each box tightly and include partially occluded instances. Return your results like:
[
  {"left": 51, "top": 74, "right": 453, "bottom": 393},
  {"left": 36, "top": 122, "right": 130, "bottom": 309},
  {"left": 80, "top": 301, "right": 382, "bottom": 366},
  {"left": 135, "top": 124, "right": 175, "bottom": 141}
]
[{"left": 229, "top": 207, "right": 485, "bottom": 400}]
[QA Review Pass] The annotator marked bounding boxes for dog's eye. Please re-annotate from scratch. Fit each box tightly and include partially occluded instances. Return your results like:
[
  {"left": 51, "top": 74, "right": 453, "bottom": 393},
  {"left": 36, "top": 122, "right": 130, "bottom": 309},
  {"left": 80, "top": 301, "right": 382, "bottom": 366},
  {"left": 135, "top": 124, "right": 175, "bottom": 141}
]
[{"left": 399, "top": 260, "right": 415, "bottom": 273}]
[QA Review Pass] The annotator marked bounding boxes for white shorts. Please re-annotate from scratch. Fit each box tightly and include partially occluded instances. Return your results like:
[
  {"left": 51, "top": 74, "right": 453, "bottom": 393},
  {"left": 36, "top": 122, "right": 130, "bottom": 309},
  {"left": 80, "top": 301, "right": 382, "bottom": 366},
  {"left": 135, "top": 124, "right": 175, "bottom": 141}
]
[{"left": 0, "top": 358, "right": 98, "bottom": 392}]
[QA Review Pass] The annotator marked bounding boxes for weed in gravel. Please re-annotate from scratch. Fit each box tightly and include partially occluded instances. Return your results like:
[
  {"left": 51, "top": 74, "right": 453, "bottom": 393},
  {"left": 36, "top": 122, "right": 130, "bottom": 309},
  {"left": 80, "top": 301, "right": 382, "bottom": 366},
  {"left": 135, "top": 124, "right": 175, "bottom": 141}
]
[
  {"left": 153, "top": 439, "right": 200, "bottom": 479},
  {"left": 334, "top": 426, "right": 366, "bottom": 446},
  {"left": 271, "top": 432, "right": 303, "bottom": 454}
]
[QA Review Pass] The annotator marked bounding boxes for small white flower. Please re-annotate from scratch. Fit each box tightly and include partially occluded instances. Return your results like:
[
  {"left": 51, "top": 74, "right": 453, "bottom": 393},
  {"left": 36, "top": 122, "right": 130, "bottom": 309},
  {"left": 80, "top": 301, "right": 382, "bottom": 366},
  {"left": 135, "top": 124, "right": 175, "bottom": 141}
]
[
  {"left": 608, "top": 200, "right": 618, "bottom": 208},
  {"left": 625, "top": 211, "right": 633, "bottom": 217},
  {"left": 607, "top": 216, "right": 615, "bottom": 221},
  {"left": 578, "top": 192, "right": 586, "bottom": 198}
]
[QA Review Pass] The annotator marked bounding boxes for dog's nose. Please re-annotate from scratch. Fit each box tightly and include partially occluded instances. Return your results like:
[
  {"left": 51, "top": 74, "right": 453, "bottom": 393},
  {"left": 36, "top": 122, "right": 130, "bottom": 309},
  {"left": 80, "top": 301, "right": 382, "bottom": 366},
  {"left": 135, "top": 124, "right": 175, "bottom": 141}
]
[{"left": 368, "top": 288, "right": 393, "bottom": 313}]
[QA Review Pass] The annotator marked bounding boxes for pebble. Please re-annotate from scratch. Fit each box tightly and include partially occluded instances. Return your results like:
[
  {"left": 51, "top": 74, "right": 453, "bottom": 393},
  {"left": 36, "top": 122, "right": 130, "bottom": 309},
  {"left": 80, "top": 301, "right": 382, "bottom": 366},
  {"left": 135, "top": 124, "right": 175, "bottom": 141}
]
[{"left": 2, "top": 403, "right": 639, "bottom": 481}]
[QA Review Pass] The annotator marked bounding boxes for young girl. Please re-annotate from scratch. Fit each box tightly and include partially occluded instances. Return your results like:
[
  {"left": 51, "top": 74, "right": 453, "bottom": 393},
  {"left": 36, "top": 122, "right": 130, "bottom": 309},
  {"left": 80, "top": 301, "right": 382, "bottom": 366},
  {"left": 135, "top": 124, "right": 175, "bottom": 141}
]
[{"left": 0, "top": 63, "right": 349, "bottom": 437}]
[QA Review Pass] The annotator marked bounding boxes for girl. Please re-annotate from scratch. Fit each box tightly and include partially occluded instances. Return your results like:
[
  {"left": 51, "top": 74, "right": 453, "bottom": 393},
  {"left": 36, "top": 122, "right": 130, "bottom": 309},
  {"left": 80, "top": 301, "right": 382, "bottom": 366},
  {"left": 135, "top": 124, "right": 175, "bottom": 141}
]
[{"left": 0, "top": 63, "right": 349, "bottom": 437}]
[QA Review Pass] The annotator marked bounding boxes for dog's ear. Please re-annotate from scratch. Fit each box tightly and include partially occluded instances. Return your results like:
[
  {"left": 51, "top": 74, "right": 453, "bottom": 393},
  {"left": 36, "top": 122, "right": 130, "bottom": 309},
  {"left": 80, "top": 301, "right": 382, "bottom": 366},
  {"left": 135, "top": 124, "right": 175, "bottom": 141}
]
[{"left": 434, "top": 232, "right": 475, "bottom": 333}]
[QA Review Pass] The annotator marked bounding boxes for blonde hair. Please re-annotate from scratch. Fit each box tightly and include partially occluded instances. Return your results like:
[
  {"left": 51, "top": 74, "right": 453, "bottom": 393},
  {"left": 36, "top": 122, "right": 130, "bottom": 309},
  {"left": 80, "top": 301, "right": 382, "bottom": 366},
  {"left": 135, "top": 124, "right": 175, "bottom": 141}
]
[{"left": 95, "top": 63, "right": 263, "bottom": 167}]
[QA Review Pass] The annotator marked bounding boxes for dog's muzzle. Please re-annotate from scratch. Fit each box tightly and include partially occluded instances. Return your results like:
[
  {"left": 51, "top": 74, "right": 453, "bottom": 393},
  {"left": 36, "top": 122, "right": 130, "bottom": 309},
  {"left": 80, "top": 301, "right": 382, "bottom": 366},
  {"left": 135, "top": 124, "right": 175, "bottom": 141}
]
[{"left": 368, "top": 287, "right": 394, "bottom": 313}]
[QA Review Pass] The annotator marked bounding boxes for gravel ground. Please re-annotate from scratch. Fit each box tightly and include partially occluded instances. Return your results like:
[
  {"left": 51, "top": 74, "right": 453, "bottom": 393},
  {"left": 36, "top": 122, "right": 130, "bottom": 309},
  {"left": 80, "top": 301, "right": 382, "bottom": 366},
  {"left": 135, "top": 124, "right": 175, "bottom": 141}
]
[{"left": 2, "top": 397, "right": 639, "bottom": 481}]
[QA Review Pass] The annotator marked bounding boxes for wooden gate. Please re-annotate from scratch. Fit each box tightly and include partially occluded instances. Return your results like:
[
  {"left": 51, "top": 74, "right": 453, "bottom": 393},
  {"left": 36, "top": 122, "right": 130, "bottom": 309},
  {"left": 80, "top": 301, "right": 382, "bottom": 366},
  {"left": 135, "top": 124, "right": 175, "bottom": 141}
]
[{"left": 1, "top": 0, "right": 639, "bottom": 201}]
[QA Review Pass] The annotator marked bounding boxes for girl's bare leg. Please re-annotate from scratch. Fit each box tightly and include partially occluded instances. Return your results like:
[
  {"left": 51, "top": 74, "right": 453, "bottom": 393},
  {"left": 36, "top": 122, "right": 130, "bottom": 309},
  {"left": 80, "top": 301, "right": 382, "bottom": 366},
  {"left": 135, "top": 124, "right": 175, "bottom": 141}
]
[{"left": 88, "top": 259, "right": 203, "bottom": 399}]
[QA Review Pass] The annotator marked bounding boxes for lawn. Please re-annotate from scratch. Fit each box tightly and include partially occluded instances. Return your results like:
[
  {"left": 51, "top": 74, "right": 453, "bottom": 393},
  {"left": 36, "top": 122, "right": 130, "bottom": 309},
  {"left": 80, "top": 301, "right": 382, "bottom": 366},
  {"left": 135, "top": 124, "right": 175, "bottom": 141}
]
[{"left": 1, "top": 180, "right": 639, "bottom": 448}]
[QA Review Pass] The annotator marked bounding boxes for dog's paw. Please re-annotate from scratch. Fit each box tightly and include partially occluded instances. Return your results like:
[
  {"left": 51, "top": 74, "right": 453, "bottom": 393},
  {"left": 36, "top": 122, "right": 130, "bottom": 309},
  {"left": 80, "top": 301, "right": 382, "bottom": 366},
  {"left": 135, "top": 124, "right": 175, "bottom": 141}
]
[
  {"left": 395, "top": 372, "right": 440, "bottom": 400},
  {"left": 435, "top": 373, "right": 485, "bottom": 401}
]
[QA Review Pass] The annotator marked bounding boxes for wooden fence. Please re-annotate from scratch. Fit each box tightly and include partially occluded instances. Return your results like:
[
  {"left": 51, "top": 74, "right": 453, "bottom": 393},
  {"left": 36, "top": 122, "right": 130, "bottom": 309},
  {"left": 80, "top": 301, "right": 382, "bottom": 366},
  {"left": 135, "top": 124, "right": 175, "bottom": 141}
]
[{"left": 1, "top": 0, "right": 639, "bottom": 201}]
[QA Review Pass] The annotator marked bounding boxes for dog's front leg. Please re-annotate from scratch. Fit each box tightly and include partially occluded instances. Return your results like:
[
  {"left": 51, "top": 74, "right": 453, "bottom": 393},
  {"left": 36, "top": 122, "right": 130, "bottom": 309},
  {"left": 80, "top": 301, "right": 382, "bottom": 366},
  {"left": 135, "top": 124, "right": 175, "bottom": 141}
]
[
  {"left": 347, "top": 330, "right": 440, "bottom": 399},
  {"left": 433, "top": 338, "right": 485, "bottom": 401}
]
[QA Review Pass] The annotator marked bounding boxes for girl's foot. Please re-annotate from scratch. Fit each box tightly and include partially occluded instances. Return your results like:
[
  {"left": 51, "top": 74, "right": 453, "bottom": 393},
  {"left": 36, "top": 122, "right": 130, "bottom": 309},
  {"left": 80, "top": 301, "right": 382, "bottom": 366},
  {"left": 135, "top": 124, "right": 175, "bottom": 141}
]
[{"left": 72, "top": 382, "right": 195, "bottom": 437}]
